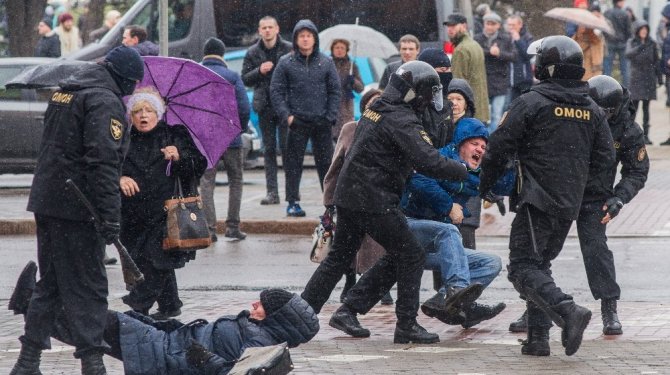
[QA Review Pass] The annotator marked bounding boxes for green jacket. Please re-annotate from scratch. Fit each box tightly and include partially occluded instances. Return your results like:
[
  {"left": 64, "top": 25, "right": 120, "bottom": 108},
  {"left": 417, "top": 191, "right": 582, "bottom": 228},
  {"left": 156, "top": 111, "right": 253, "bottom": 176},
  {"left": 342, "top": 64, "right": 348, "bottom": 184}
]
[{"left": 451, "top": 33, "right": 490, "bottom": 123}]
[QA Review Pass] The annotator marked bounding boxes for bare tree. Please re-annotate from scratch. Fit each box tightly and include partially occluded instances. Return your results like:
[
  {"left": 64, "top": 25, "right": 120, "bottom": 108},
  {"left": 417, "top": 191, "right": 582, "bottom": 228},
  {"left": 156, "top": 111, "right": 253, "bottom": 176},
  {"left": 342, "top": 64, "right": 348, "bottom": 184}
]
[
  {"left": 82, "top": 0, "right": 106, "bottom": 45},
  {"left": 6, "top": 0, "right": 47, "bottom": 57}
]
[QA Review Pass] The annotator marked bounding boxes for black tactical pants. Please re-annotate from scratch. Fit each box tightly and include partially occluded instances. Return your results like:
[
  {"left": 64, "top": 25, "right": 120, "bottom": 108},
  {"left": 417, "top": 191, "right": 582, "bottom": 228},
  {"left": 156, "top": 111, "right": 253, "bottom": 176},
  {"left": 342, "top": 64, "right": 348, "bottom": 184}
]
[
  {"left": 22, "top": 214, "right": 109, "bottom": 358},
  {"left": 52, "top": 310, "right": 122, "bottom": 360},
  {"left": 507, "top": 205, "right": 573, "bottom": 328},
  {"left": 576, "top": 200, "right": 621, "bottom": 301},
  {"left": 302, "top": 206, "right": 425, "bottom": 323}
]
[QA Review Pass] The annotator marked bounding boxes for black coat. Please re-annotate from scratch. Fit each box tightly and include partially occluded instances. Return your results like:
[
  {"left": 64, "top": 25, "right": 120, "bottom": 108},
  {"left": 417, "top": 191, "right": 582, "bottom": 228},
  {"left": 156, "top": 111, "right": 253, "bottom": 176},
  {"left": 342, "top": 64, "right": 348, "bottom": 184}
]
[
  {"left": 583, "top": 89, "right": 649, "bottom": 203},
  {"left": 27, "top": 64, "right": 128, "bottom": 224},
  {"left": 626, "top": 22, "right": 662, "bottom": 101},
  {"left": 378, "top": 60, "right": 402, "bottom": 90},
  {"left": 118, "top": 294, "right": 319, "bottom": 375},
  {"left": 35, "top": 33, "right": 60, "bottom": 57},
  {"left": 241, "top": 36, "right": 293, "bottom": 114},
  {"left": 480, "top": 79, "right": 615, "bottom": 220},
  {"left": 334, "top": 74, "right": 468, "bottom": 214},
  {"left": 474, "top": 31, "right": 518, "bottom": 97},
  {"left": 120, "top": 122, "right": 207, "bottom": 269}
]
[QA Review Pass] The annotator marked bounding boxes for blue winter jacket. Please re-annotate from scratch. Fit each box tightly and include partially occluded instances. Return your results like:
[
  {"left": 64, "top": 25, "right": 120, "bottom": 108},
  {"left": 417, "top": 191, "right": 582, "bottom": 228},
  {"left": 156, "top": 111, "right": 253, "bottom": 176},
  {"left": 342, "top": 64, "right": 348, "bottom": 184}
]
[
  {"left": 402, "top": 119, "right": 514, "bottom": 223},
  {"left": 202, "top": 56, "right": 251, "bottom": 148},
  {"left": 270, "top": 19, "right": 341, "bottom": 126},
  {"left": 118, "top": 294, "right": 319, "bottom": 375}
]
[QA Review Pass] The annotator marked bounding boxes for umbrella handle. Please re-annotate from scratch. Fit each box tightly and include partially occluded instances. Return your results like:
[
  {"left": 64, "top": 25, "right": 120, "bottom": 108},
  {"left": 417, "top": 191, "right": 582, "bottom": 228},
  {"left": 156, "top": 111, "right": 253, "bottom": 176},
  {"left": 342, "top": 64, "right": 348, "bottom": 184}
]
[{"left": 349, "top": 17, "right": 359, "bottom": 76}]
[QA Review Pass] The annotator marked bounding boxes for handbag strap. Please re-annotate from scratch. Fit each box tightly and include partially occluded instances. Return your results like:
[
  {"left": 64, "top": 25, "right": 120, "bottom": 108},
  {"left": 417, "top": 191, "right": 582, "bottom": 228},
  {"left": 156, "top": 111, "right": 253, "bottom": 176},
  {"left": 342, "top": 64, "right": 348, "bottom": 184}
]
[{"left": 173, "top": 176, "right": 185, "bottom": 199}]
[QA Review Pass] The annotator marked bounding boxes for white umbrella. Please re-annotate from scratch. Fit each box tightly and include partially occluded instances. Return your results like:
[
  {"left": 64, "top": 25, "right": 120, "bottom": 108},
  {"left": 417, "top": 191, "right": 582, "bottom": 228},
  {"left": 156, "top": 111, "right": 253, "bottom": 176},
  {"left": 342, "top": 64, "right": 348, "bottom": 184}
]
[{"left": 319, "top": 24, "right": 398, "bottom": 59}]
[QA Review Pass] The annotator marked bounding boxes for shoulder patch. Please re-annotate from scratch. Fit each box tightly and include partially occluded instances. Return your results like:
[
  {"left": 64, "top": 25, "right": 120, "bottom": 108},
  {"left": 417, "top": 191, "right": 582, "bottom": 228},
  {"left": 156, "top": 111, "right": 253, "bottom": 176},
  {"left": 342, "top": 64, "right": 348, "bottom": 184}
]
[
  {"left": 110, "top": 118, "right": 124, "bottom": 141},
  {"left": 637, "top": 146, "right": 647, "bottom": 161},
  {"left": 362, "top": 108, "right": 382, "bottom": 123},
  {"left": 419, "top": 130, "right": 433, "bottom": 145},
  {"left": 49, "top": 91, "right": 75, "bottom": 107}
]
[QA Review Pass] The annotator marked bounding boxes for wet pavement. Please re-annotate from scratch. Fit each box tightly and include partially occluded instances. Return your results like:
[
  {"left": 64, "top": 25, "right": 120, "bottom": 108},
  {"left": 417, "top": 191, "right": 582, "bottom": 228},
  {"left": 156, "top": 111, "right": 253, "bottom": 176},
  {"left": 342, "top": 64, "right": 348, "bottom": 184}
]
[{"left": 1, "top": 89, "right": 670, "bottom": 374}]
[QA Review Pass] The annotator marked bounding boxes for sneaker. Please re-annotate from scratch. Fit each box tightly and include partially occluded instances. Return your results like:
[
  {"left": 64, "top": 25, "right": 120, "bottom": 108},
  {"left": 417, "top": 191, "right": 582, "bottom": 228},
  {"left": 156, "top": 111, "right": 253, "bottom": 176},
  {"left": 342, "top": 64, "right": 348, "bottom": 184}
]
[
  {"left": 260, "top": 192, "right": 280, "bottom": 205},
  {"left": 225, "top": 227, "right": 247, "bottom": 240},
  {"left": 286, "top": 203, "right": 306, "bottom": 217}
]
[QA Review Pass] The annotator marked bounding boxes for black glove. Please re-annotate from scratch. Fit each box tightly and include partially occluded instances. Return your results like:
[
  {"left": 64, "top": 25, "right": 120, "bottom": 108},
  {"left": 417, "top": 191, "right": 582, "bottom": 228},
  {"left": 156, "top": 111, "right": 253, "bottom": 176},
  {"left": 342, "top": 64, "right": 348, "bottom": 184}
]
[
  {"left": 603, "top": 197, "right": 624, "bottom": 219},
  {"left": 96, "top": 221, "right": 120, "bottom": 245},
  {"left": 186, "top": 340, "right": 214, "bottom": 368},
  {"left": 320, "top": 206, "right": 336, "bottom": 233},
  {"left": 481, "top": 191, "right": 506, "bottom": 215}
]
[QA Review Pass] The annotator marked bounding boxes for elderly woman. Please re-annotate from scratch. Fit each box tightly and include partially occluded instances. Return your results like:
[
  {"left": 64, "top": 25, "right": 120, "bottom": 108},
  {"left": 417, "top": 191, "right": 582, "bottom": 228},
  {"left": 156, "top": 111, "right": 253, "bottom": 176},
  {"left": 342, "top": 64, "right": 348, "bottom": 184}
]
[
  {"left": 330, "top": 38, "right": 364, "bottom": 141},
  {"left": 120, "top": 87, "right": 207, "bottom": 319}
]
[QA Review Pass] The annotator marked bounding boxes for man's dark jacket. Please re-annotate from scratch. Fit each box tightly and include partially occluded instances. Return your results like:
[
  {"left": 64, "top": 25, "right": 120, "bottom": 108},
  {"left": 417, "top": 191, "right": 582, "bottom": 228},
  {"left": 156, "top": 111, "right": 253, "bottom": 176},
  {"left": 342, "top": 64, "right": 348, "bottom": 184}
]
[
  {"left": 334, "top": 74, "right": 468, "bottom": 214},
  {"left": 583, "top": 88, "right": 648, "bottom": 203},
  {"left": 604, "top": 6, "right": 632, "bottom": 47},
  {"left": 118, "top": 294, "right": 319, "bottom": 375},
  {"left": 378, "top": 60, "right": 402, "bottom": 90},
  {"left": 202, "top": 56, "right": 250, "bottom": 147},
  {"left": 132, "top": 40, "right": 159, "bottom": 56},
  {"left": 270, "top": 19, "right": 341, "bottom": 126},
  {"left": 479, "top": 79, "right": 615, "bottom": 220},
  {"left": 27, "top": 64, "right": 128, "bottom": 225},
  {"left": 474, "top": 30, "right": 518, "bottom": 96},
  {"left": 510, "top": 28, "right": 534, "bottom": 89},
  {"left": 35, "top": 33, "right": 61, "bottom": 57},
  {"left": 241, "top": 35, "right": 292, "bottom": 114}
]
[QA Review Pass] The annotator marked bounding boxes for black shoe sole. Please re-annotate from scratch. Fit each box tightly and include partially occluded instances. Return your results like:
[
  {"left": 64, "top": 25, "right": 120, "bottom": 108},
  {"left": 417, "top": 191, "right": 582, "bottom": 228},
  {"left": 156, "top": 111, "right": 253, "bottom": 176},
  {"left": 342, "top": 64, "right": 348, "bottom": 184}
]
[
  {"left": 521, "top": 345, "right": 550, "bottom": 356},
  {"left": 603, "top": 326, "right": 623, "bottom": 335},
  {"left": 8, "top": 261, "right": 37, "bottom": 314},
  {"left": 393, "top": 334, "right": 440, "bottom": 344},
  {"left": 329, "top": 316, "right": 371, "bottom": 338}
]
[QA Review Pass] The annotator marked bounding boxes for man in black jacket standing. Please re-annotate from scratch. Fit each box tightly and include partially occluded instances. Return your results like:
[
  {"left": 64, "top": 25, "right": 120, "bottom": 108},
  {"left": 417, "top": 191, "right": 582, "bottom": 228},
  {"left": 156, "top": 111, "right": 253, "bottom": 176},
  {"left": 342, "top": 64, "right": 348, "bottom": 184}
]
[
  {"left": 302, "top": 61, "right": 468, "bottom": 344},
  {"left": 270, "top": 19, "right": 341, "bottom": 217},
  {"left": 35, "top": 17, "right": 60, "bottom": 57},
  {"left": 242, "top": 16, "right": 293, "bottom": 205},
  {"left": 10, "top": 46, "right": 143, "bottom": 375},
  {"left": 604, "top": 0, "right": 632, "bottom": 86},
  {"left": 479, "top": 36, "right": 615, "bottom": 357}
]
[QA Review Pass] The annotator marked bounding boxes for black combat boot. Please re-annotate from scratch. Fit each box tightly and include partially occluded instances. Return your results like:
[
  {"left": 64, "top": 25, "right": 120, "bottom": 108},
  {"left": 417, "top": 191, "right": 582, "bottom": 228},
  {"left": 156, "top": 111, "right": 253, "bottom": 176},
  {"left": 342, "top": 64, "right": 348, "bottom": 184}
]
[
  {"left": 461, "top": 302, "right": 507, "bottom": 329},
  {"left": 10, "top": 341, "right": 42, "bottom": 375},
  {"left": 601, "top": 298, "right": 623, "bottom": 335},
  {"left": 521, "top": 327, "right": 550, "bottom": 356},
  {"left": 508, "top": 310, "right": 528, "bottom": 333},
  {"left": 552, "top": 300, "right": 592, "bottom": 356},
  {"left": 329, "top": 305, "right": 370, "bottom": 338},
  {"left": 81, "top": 352, "right": 107, "bottom": 375},
  {"left": 420, "top": 283, "right": 484, "bottom": 319},
  {"left": 8, "top": 261, "right": 37, "bottom": 315},
  {"left": 394, "top": 320, "right": 439, "bottom": 344}
]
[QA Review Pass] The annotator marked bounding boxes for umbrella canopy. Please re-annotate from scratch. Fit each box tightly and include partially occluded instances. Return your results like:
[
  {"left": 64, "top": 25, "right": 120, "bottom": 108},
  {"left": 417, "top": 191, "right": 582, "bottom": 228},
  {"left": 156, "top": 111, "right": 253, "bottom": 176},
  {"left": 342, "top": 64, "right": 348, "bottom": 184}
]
[
  {"left": 544, "top": 7, "right": 615, "bottom": 36},
  {"left": 6, "top": 60, "right": 94, "bottom": 89},
  {"left": 139, "top": 56, "right": 241, "bottom": 169},
  {"left": 319, "top": 24, "right": 398, "bottom": 59}
]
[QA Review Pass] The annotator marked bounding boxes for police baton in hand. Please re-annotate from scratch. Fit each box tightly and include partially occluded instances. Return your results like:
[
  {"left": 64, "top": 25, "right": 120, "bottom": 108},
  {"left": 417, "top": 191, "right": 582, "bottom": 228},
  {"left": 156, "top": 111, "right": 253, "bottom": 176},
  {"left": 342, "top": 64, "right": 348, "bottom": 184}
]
[{"left": 65, "top": 179, "right": 144, "bottom": 290}]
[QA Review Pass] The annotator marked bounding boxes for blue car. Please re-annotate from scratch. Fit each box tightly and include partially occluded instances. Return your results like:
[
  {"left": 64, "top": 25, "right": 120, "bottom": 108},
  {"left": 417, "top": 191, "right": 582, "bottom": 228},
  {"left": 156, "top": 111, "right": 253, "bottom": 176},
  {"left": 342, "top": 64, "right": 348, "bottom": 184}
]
[{"left": 224, "top": 49, "right": 387, "bottom": 153}]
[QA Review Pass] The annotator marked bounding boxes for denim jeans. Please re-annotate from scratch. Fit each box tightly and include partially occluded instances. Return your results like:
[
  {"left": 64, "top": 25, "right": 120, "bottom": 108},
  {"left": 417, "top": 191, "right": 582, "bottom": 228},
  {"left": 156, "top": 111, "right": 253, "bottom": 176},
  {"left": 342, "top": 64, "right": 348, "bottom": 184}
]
[
  {"left": 407, "top": 218, "right": 501, "bottom": 291},
  {"left": 603, "top": 46, "right": 629, "bottom": 87},
  {"left": 488, "top": 94, "right": 507, "bottom": 133}
]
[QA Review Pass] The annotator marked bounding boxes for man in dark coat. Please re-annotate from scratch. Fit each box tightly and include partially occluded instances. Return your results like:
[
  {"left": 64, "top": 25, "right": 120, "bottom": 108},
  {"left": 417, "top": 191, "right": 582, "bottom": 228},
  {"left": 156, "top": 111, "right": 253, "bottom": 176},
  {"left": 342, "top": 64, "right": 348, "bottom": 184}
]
[
  {"left": 479, "top": 36, "right": 615, "bottom": 357},
  {"left": 474, "top": 12, "right": 517, "bottom": 132},
  {"left": 35, "top": 17, "right": 60, "bottom": 57},
  {"left": 506, "top": 14, "right": 534, "bottom": 103},
  {"left": 10, "top": 46, "right": 144, "bottom": 375},
  {"left": 604, "top": 0, "right": 632, "bottom": 86},
  {"left": 200, "top": 37, "right": 251, "bottom": 241},
  {"left": 302, "top": 61, "right": 468, "bottom": 344},
  {"left": 242, "top": 16, "right": 293, "bottom": 206},
  {"left": 270, "top": 19, "right": 341, "bottom": 217},
  {"left": 9, "top": 278, "right": 318, "bottom": 375},
  {"left": 378, "top": 34, "right": 421, "bottom": 90},
  {"left": 122, "top": 25, "right": 159, "bottom": 56}
]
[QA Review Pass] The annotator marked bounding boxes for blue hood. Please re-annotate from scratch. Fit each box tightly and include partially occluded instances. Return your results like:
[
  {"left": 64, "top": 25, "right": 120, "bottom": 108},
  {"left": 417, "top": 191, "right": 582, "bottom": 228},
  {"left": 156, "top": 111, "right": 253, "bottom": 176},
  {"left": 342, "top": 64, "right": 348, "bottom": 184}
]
[
  {"left": 452, "top": 117, "right": 489, "bottom": 147},
  {"left": 292, "top": 19, "right": 320, "bottom": 54}
]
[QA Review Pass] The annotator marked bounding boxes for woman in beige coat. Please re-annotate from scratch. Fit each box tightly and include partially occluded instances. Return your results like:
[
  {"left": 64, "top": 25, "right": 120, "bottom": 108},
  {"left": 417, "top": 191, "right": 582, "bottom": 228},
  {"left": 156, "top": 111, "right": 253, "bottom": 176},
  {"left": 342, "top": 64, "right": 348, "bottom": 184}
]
[{"left": 573, "top": 26, "right": 604, "bottom": 80}]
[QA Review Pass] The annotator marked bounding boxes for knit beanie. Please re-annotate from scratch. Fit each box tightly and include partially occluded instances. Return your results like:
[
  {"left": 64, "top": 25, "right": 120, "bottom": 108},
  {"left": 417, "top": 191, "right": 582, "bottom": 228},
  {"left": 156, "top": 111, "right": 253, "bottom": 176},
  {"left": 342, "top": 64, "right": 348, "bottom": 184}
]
[
  {"left": 104, "top": 45, "right": 144, "bottom": 81},
  {"left": 260, "top": 288, "right": 294, "bottom": 316},
  {"left": 203, "top": 37, "right": 226, "bottom": 57},
  {"left": 41, "top": 17, "right": 53, "bottom": 29}
]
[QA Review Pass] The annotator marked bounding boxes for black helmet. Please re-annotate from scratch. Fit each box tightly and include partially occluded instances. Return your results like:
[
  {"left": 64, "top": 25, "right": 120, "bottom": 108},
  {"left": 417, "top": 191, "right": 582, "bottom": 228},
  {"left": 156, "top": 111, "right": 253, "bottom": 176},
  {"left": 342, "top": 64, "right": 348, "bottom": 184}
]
[
  {"left": 588, "top": 75, "right": 623, "bottom": 119},
  {"left": 534, "top": 36, "right": 585, "bottom": 80},
  {"left": 394, "top": 60, "right": 443, "bottom": 111}
]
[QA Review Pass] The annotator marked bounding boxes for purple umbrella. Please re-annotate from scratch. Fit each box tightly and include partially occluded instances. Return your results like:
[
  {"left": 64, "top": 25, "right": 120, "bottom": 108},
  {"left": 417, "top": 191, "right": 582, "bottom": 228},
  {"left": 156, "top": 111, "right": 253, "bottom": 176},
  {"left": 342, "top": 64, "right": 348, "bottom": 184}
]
[{"left": 137, "top": 56, "right": 241, "bottom": 169}]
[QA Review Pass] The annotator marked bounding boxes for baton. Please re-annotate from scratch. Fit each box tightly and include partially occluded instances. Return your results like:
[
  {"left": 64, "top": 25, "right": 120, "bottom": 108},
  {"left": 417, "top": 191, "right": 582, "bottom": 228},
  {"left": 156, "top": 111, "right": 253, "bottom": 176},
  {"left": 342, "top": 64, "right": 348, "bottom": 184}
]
[{"left": 65, "top": 179, "right": 144, "bottom": 290}]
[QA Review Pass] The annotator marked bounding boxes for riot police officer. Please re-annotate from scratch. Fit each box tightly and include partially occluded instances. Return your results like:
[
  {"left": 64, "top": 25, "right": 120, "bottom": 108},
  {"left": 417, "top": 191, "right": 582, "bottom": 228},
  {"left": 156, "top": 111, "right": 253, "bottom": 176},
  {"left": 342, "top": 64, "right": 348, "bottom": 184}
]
[
  {"left": 301, "top": 61, "right": 468, "bottom": 344},
  {"left": 479, "top": 36, "right": 616, "bottom": 357},
  {"left": 10, "top": 46, "right": 143, "bottom": 375}
]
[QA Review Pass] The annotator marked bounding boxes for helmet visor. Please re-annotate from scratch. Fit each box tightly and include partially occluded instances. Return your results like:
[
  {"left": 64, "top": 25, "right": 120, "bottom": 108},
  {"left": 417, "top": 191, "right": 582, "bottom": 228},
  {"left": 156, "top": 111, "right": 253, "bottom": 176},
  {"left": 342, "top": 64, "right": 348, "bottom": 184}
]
[{"left": 432, "top": 84, "right": 444, "bottom": 111}]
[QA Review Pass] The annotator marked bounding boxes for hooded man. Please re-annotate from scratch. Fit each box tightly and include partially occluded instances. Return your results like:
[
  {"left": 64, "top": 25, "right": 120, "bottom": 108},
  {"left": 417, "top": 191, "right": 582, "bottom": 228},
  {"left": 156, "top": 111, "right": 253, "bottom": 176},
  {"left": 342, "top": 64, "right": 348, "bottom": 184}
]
[
  {"left": 270, "top": 19, "right": 341, "bottom": 217},
  {"left": 10, "top": 46, "right": 143, "bottom": 375},
  {"left": 418, "top": 48, "right": 454, "bottom": 148}
]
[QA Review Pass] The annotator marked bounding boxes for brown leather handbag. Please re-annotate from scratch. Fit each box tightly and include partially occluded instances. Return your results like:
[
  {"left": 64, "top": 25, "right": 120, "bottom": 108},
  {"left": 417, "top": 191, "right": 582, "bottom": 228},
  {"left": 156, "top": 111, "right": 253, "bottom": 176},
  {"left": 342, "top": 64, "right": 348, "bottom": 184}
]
[{"left": 162, "top": 177, "right": 211, "bottom": 251}]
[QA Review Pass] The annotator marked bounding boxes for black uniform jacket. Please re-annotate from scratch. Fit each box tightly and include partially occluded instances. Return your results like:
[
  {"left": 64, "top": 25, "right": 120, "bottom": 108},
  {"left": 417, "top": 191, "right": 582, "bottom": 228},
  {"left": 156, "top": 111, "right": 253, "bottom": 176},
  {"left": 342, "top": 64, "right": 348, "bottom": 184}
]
[
  {"left": 479, "top": 79, "right": 615, "bottom": 221},
  {"left": 27, "top": 64, "right": 128, "bottom": 224},
  {"left": 583, "top": 89, "right": 649, "bottom": 204},
  {"left": 334, "top": 74, "right": 468, "bottom": 214}
]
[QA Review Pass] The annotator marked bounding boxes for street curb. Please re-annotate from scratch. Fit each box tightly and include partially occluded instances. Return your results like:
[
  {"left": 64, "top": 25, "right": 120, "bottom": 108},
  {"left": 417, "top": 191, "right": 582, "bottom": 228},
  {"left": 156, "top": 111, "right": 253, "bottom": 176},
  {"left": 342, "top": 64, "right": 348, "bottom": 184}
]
[{"left": 0, "top": 219, "right": 320, "bottom": 236}]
